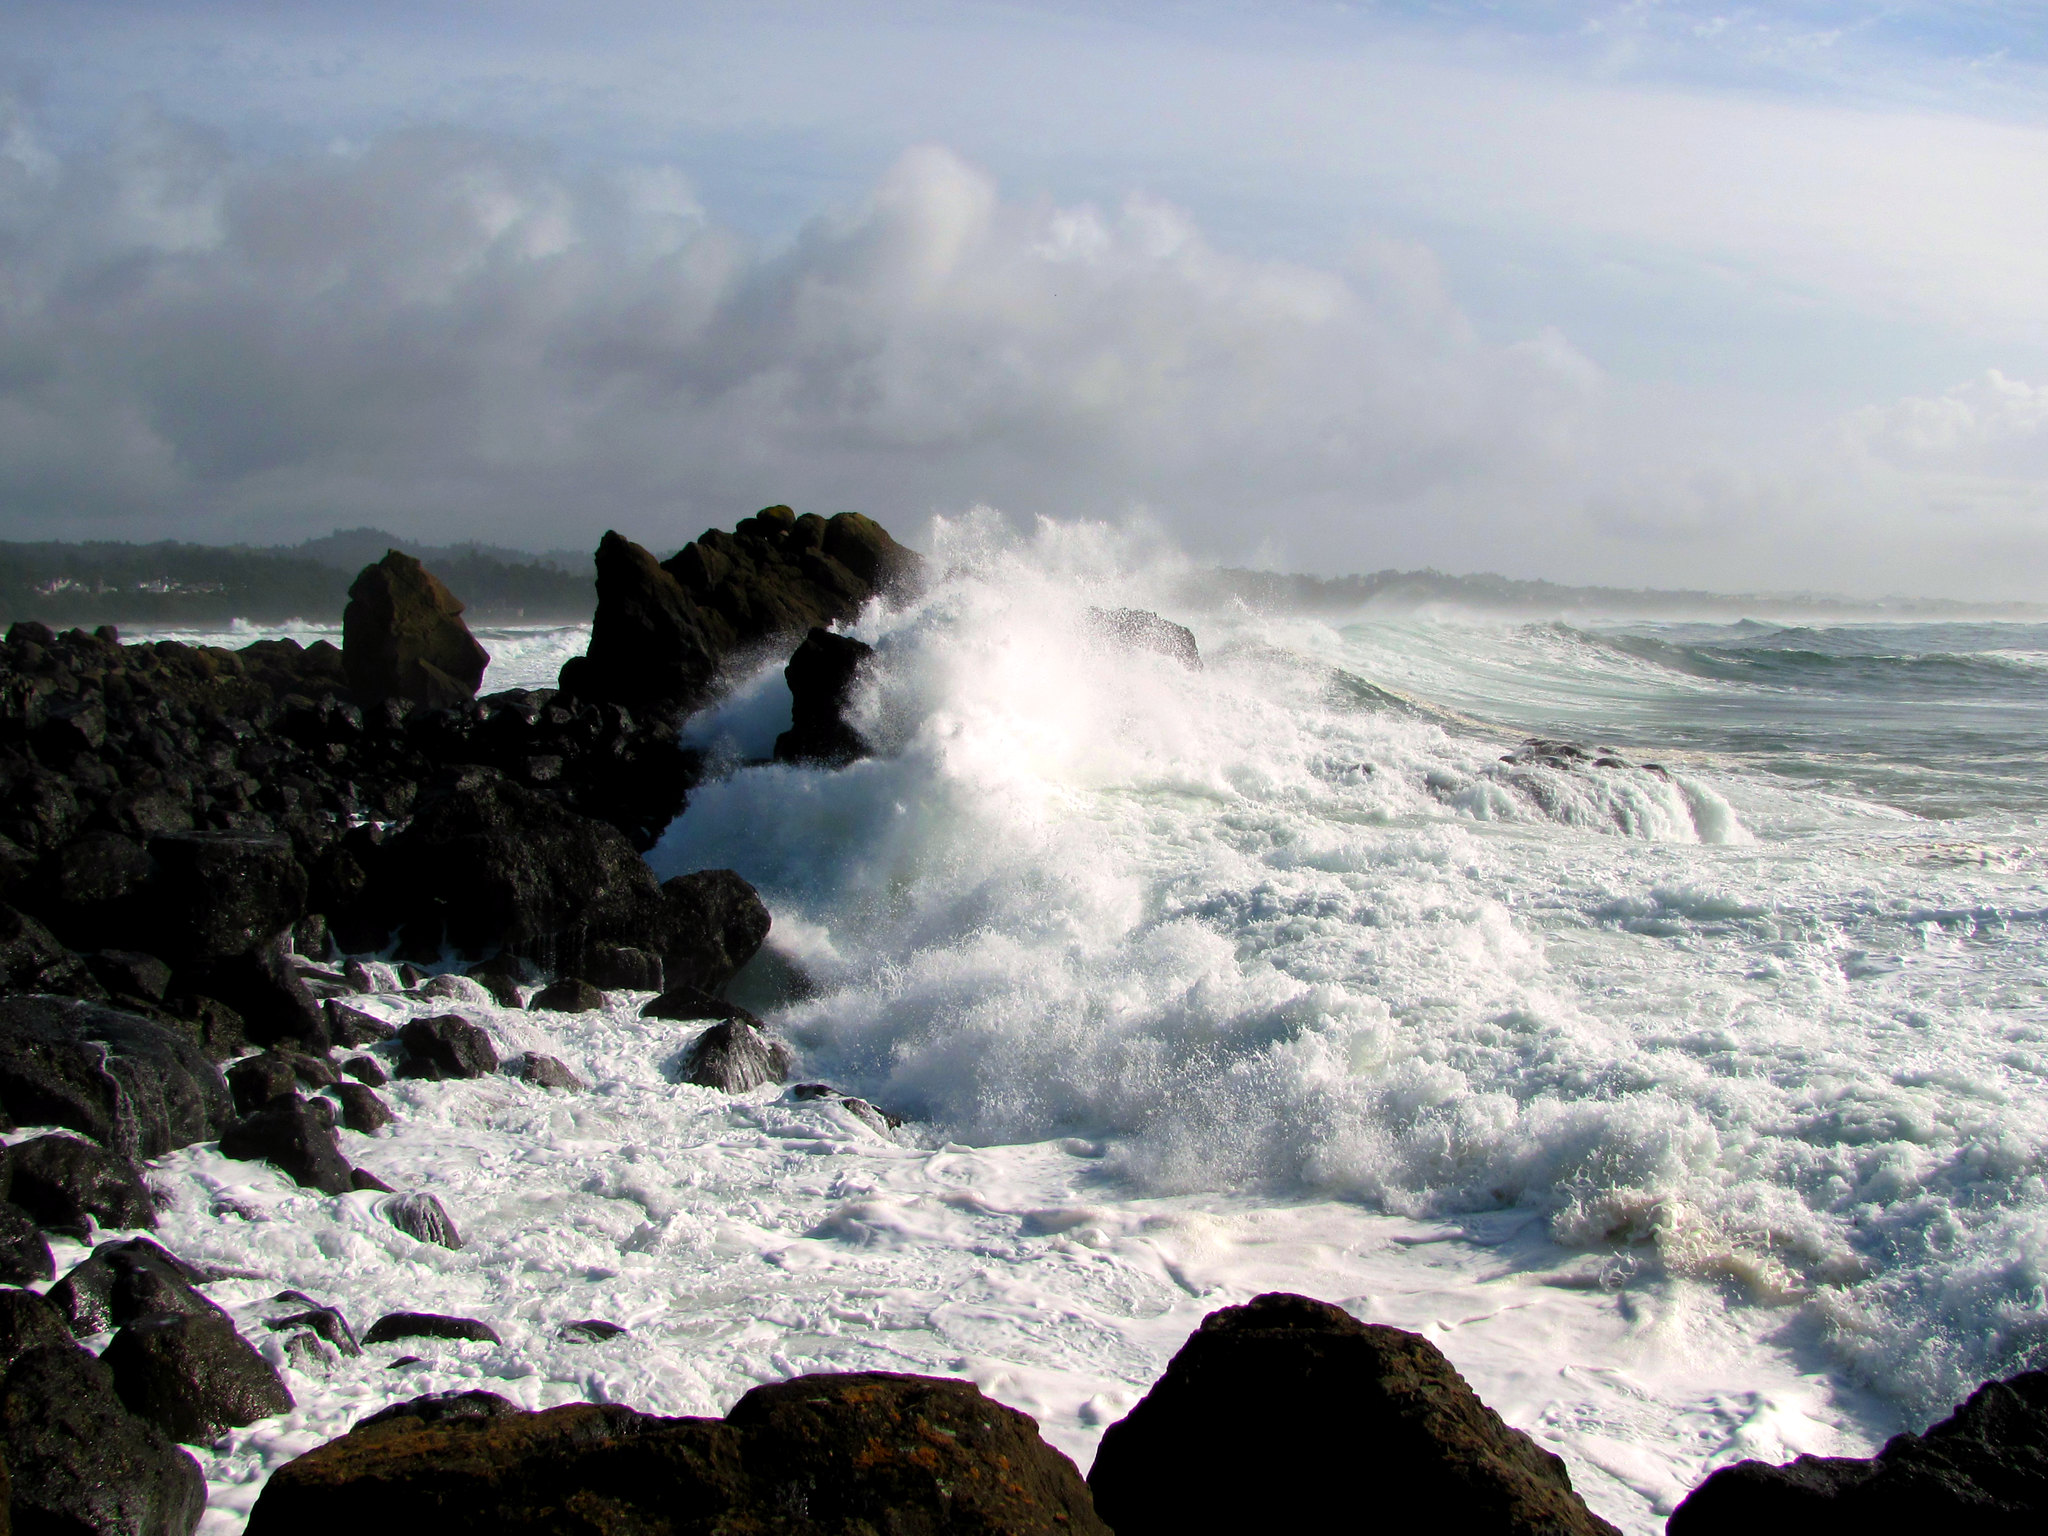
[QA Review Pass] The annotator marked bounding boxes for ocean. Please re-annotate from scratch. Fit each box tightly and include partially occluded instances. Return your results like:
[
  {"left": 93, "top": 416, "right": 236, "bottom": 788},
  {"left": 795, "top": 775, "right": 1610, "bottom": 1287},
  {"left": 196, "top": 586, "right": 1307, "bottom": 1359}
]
[{"left": 130, "top": 516, "right": 2048, "bottom": 1532}]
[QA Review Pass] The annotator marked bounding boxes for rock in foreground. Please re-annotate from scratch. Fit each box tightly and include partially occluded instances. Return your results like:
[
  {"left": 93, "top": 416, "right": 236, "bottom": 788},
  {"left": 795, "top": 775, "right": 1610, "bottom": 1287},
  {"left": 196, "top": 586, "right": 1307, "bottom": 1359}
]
[
  {"left": 246, "top": 1371, "right": 1106, "bottom": 1536},
  {"left": 1087, "top": 1291, "right": 1617, "bottom": 1536},
  {"left": 1669, "top": 1368, "right": 2048, "bottom": 1533}
]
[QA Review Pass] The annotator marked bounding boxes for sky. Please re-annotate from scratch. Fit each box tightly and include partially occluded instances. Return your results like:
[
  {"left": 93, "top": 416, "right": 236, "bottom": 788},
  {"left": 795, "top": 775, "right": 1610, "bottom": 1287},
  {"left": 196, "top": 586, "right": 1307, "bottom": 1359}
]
[{"left": 1, "top": 1, "right": 2045, "bottom": 597}]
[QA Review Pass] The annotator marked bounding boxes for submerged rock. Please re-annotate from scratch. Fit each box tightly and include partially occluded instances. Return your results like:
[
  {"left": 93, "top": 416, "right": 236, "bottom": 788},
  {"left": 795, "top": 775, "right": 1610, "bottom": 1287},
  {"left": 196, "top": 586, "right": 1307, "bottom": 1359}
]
[
  {"left": 102, "top": 1309, "right": 295, "bottom": 1443},
  {"left": 361, "top": 1312, "right": 500, "bottom": 1346},
  {"left": 265, "top": 1305, "right": 361, "bottom": 1358},
  {"left": 1087, "top": 1291, "right": 1618, "bottom": 1536},
  {"left": 558, "top": 1319, "right": 626, "bottom": 1342},
  {"left": 383, "top": 1193, "right": 463, "bottom": 1250},
  {"left": 685, "top": 1019, "right": 794, "bottom": 1094},
  {"left": 396, "top": 1014, "right": 498, "bottom": 1081},
  {"left": 1084, "top": 606, "right": 1202, "bottom": 670},
  {"left": 341, "top": 551, "right": 490, "bottom": 710},
  {"left": 511, "top": 1053, "right": 583, "bottom": 1091}
]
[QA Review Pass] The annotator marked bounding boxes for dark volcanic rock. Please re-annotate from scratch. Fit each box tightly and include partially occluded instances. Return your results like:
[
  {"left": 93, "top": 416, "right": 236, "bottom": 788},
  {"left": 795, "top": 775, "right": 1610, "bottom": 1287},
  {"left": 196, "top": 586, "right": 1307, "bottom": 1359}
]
[
  {"left": 511, "top": 1053, "right": 583, "bottom": 1091},
  {"left": 244, "top": 1369, "right": 1102, "bottom": 1536},
  {"left": 527, "top": 978, "right": 603, "bottom": 1013},
  {"left": 0, "top": 1287, "right": 74, "bottom": 1369},
  {"left": 4, "top": 1133, "right": 156, "bottom": 1235},
  {"left": 87, "top": 949, "right": 173, "bottom": 1006},
  {"left": 684, "top": 1019, "right": 794, "bottom": 1094},
  {"left": 462, "top": 954, "right": 529, "bottom": 1007},
  {"left": 0, "top": 1344, "right": 206, "bottom": 1536},
  {"left": 103, "top": 1309, "right": 295, "bottom": 1443},
  {"left": 324, "top": 1000, "right": 395, "bottom": 1046},
  {"left": 349, "top": 1167, "right": 395, "bottom": 1193},
  {"left": 0, "top": 995, "right": 232, "bottom": 1158},
  {"left": 1669, "top": 1368, "right": 2048, "bottom": 1533},
  {"left": 341, "top": 552, "right": 491, "bottom": 710},
  {"left": 575, "top": 942, "right": 663, "bottom": 991},
  {"left": 558, "top": 531, "right": 723, "bottom": 716},
  {"left": 658, "top": 868, "right": 770, "bottom": 995},
  {"left": 384, "top": 1193, "right": 462, "bottom": 1250},
  {"left": 341, "top": 1054, "right": 388, "bottom": 1087},
  {"left": 558, "top": 1319, "right": 626, "bottom": 1342},
  {"left": 46, "top": 1236, "right": 222, "bottom": 1337},
  {"left": 361, "top": 1312, "right": 500, "bottom": 1346},
  {"left": 265, "top": 1306, "right": 360, "bottom": 1358},
  {"left": 181, "top": 935, "right": 329, "bottom": 1049},
  {"left": 330, "top": 1081, "right": 392, "bottom": 1133},
  {"left": 640, "top": 984, "right": 759, "bottom": 1023},
  {"left": 774, "top": 626, "right": 873, "bottom": 766},
  {"left": 1087, "top": 1291, "right": 1617, "bottom": 1536},
  {"left": 218, "top": 1097, "right": 355, "bottom": 1195},
  {"left": 397, "top": 1015, "right": 498, "bottom": 1080},
  {"left": 789, "top": 1082, "right": 901, "bottom": 1134},
  {"left": 227, "top": 1051, "right": 303, "bottom": 1115},
  {"left": 1084, "top": 606, "right": 1202, "bottom": 670},
  {"left": 0, "top": 901, "right": 104, "bottom": 998},
  {"left": 0, "top": 1201, "right": 54, "bottom": 1282},
  {"left": 140, "top": 831, "right": 308, "bottom": 965}
]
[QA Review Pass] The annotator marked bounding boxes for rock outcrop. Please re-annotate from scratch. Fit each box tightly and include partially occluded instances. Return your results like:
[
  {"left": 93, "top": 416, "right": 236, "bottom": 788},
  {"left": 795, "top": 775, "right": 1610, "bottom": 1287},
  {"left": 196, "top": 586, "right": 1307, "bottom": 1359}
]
[
  {"left": 3, "top": 1132, "right": 156, "bottom": 1235},
  {"left": 245, "top": 1372, "right": 1106, "bottom": 1536},
  {"left": 0, "top": 996, "right": 233, "bottom": 1158},
  {"left": 342, "top": 552, "right": 491, "bottom": 710},
  {"left": 560, "top": 507, "right": 921, "bottom": 717},
  {"left": 45, "top": 1237, "right": 223, "bottom": 1337},
  {"left": 684, "top": 1018, "right": 794, "bottom": 1094},
  {"left": 1087, "top": 1291, "right": 1617, "bottom": 1536},
  {"left": 658, "top": 869, "right": 771, "bottom": 996},
  {"left": 775, "top": 627, "right": 874, "bottom": 766},
  {"left": 1669, "top": 1368, "right": 2048, "bottom": 1532},
  {"left": 102, "top": 1309, "right": 295, "bottom": 1443}
]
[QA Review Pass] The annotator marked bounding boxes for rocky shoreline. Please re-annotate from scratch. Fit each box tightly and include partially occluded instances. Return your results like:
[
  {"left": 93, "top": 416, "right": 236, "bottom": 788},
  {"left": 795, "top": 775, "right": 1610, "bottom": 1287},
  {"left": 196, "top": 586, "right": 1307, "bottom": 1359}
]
[{"left": 0, "top": 506, "right": 2036, "bottom": 1532}]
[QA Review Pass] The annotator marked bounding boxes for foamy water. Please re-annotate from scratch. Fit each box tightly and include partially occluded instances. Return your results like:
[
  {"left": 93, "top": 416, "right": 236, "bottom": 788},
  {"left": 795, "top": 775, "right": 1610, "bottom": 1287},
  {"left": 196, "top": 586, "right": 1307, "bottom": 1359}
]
[{"left": 105, "top": 518, "right": 2048, "bottom": 1532}]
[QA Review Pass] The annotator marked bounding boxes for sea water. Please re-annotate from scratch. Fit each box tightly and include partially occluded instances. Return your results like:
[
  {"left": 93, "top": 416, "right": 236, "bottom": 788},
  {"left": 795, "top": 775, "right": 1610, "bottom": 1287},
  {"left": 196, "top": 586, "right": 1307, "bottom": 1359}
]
[{"left": 108, "top": 516, "right": 2048, "bottom": 1531}]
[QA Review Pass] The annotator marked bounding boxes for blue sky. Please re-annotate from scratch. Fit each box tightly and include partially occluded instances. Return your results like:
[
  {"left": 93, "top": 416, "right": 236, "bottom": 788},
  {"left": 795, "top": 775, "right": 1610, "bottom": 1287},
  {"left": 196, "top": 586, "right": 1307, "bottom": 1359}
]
[{"left": 2, "top": 1, "right": 2045, "bottom": 595}]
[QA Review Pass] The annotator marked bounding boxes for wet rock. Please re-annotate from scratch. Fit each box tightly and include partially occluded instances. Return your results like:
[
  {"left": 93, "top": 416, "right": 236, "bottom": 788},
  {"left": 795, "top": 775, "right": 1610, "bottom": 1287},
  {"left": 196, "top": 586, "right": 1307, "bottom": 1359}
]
[
  {"left": 265, "top": 1307, "right": 361, "bottom": 1358},
  {"left": 245, "top": 1369, "right": 1100, "bottom": 1536},
  {"left": 0, "top": 1344, "right": 206, "bottom": 1536},
  {"left": 218, "top": 1096, "right": 356, "bottom": 1195},
  {"left": 0, "top": 902, "right": 104, "bottom": 998},
  {"left": 329, "top": 1081, "right": 392, "bottom": 1133},
  {"left": 511, "top": 1053, "right": 583, "bottom": 1091},
  {"left": 4, "top": 1133, "right": 156, "bottom": 1235},
  {"left": 0, "top": 1286, "right": 74, "bottom": 1370},
  {"left": 349, "top": 1168, "right": 394, "bottom": 1193},
  {"left": 684, "top": 1018, "right": 794, "bottom": 1094},
  {"left": 361, "top": 1312, "right": 499, "bottom": 1346},
  {"left": 774, "top": 627, "right": 873, "bottom": 765},
  {"left": 658, "top": 868, "right": 771, "bottom": 995},
  {"left": 324, "top": 1000, "right": 395, "bottom": 1045},
  {"left": 573, "top": 941, "right": 662, "bottom": 992},
  {"left": 789, "top": 1082, "right": 901, "bottom": 1134},
  {"left": 139, "top": 831, "right": 308, "bottom": 965},
  {"left": 462, "top": 955, "right": 529, "bottom": 1007},
  {"left": 341, "top": 1055, "right": 388, "bottom": 1087},
  {"left": 527, "top": 978, "right": 603, "bottom": 1013},
  {"left": 640, "top": 983, "right": 760, "bottom": 1023},
  {"left": 396, "top": 1015, "right": 498, "bottom": 1080},
  {"left": 46, "top": 1237, "right": 222, "bottom": 1337},
  {"left": 103, "top": 1309, "right": 295, "bottom": 1443},
  {"left": 556, "top": 530, "right": 722, "bottom": 714},
  {"left": 416, "top": 972, "right": 492, "bottom": 1006},
  {"left": 383, "top": 1193, "right": 462, "bottom": 1250},
  {"left": 46, "top": 831, "right": 152, "bottom": 942},
  {"left": 183, "top": 934, "right": 330, "bottom": 1050},
  {"left": 558, "top": 1319, "right": 626, "bottom": 1342},
  {"left": 341, "top": 552, "right": 490, "bottom": 710},
  {"left": 0, "top": 995, "right": 233, "bottom": 1158},
  {"left": 1669, "top": 1368, "right": 2048, "bottom": 1533},
  {"left": 227, "top": 1052, "right": 303, "bottom": 1115},
  {"left": 341, "top": 960, "right": 400, "bottom": 996},
  {"left": 0, "top": 1201, "right": 54, "bottom": 1283},
  {"left": 86, "top": 949, "right": 173, "bottom": 1006},
  {"left": 1084, "top": 606, "right": 1202, "bottom": 670},
  {"left": 1087, "top": 1291, "right": 1618, "bottom": 1536}
]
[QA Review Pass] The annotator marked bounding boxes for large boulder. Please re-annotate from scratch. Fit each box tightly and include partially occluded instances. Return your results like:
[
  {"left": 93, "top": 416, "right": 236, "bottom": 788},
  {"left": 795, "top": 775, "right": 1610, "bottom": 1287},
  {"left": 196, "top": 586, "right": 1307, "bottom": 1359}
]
[
  {"left": 46, "top": 1237, "right": 223, "bottom": 1338},
  {"left": 1669, "top": 1368, "right": 2048, "bottom": 1532},
  {"left": 139, "top": 831, "right": 308, "bottom": 965},
  {"left": 103, "top": 1310, "right": 294, "bottom": 1443},
  {"left": 683, "top": 1018, "right": 794, "bottom": 1094},
  {"left": 245, "top": 1371, "right": 1104, "bottom": 1536},
  {"left": 397, "top": 1015, "right": 498, "bottom": 1081},
  {"left": 3, "top": 1133, "right": 155, "bottom": 1235},
  {"left": 0, "top": 1287, "right": 75, "bottom": 1371},
  {"left": 658, "top": 869, "right": 770, "bottom": 995},
  {"left": 342, "top": 551, "right": 490, "bottom": 710},
  {"left": 560, "top": 509, "right": 922, "bottom": 716},
  {"left": 0, "top": 1344, "right": 207, "bottom": 1536},
  {"left": 0, "top": 996, "right": 233, "bottom": 1158},
  {"left": 218, "top": 1096, "right": 356, "bottom": 1195},
  {"left": 178, "top": 934, "right": 330, "bottom": 1050},
  {"left": 0, "top": 901, "right": 105, "bottom": 998},
  {"left": 774, "top": 627, "right": 874, "bottom": 766},
  {"left": 0, "top": 1201, "right": 54, "bottom": 1283},
  {"left": 1087, "top": 1292, "right": 1617, "bottom": 1536}
]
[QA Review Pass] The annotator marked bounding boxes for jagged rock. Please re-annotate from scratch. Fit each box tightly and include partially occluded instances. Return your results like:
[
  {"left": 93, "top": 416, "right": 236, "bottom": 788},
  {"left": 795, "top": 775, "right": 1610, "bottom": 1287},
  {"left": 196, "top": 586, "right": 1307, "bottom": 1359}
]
[
  {"left": 558, "top": 1319, "right": 626, "bottom": 1342},
  {"left": 789, "top": 1082, "right": 901, "bottom": 1134},
  {"left": 341, "top": 552, "right": 491, "bottom": 710},
  {"left": 0, "top": 995, "right": 233, "bottom": 1158},
  {"left": 103, "top": 1309, "right": 295, "bottom": 1443},
  {"left": 658, "top": 869, "right": 771, "bottom": 995},
  {"left": 462, "top": 955, "right": 529, "bottom": 1007},
  {"left": 227, "top": 1049, "right": 333, "bottom": 1115},
  {"left": 330, "top": 1081, "right": 393, "bottom": 1133},
  {"left": 511, "top": 1053, "right": 583, "bottom": 1091},
  {"left": 1669, "top": 1368, "right": 2048, "bottom": 1533},
  {"left": 264, "top": 1307, "right": 361, "bottom": 1358},
  {"left": 360, "top": 1312, "right": 499, "bottom": 1346},
  {"left": 775, "top": 627, "right": 874, "bottom": 765},
  {"left": 1084, "top": 606, "right": 1202, "bottom": 670},
  {"left": 46, "top": 1237, "right": 222, "bottom": 1337},
  {"left": 527, "top": 978, "right": 603, "bottom": 1013},
  {"left": 182, "top": 934, "right": 330, "bottom": 1049},
  {"left": 684, "top": 1019, "right": 794, "bottom": 1094},
  {"left": 383, "top": 1193, "right": 462, "bottom": 1249},
  {"left": 641, "top": 984, "right": 760, "bottom": 1023},
  {"left": 0, "top": 1201, "right": 54, "bottom": 1282},
  {"left": 218, "top": 1096, "right": 356, "bottom": 1195},
  {"left": 325, "top": 1000, "right": 396, "bottom": 1045},
  {"left": 341, "top": 960, "right": 401, "bottom": 996},
  {"left": 1087, "top": 1292, "right": 1618, "bottom": 1536},
  {"left": 415, "top": 973, "right": 490, "bottom": 1007},
  {"left": 139, "top": 831, "right": 309, "bottom": 964},
  {"left": 86, "top": 949, "right": 173, "bottom": 1006},
  {"left": 342, "top": 1055, "right": 388, "bottom": 1087},
  {"left": 0, "top": 901, "right": 105, "bottom": 998},
  {"left": 245, "top": 1370, "right": 1101, "bottom": 1536},
  {"left": 4, "top": 1133, "right": 156, "bottom": 1235},
  {"left": 46, "top": 831, "right": 152, "bottom": 943},
  {"left": 573, "top": 942, "right": 663, "bottom": 991},
  {"left": 0, "top": 1344, "right": 207, "bottom": 1536},
  {"left": 349, "top": 1168, "right": 394, "bottom": 1193},
  {"left": 0, "top": 1287, "right": 74, "bottom": 1369},
  {"left": 560, "top": 509, "right": 922, "bottom": 716},
  {"left": 397, "top": 1015, "right": 498, "bottom": 1080}
]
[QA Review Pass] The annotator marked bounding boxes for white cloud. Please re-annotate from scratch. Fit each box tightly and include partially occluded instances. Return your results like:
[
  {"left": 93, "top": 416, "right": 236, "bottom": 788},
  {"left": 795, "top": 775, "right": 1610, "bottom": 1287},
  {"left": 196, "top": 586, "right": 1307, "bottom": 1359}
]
[{"left": 1847, "top": 371, "right": 2048, "bottom": 475}]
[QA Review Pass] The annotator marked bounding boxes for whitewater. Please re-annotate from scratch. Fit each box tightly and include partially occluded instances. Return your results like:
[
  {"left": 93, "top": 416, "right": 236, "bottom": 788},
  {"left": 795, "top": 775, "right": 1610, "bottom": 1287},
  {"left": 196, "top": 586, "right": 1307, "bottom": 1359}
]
[{"left": 105, "top": 515, "right": 2048, "bottom": 1532}]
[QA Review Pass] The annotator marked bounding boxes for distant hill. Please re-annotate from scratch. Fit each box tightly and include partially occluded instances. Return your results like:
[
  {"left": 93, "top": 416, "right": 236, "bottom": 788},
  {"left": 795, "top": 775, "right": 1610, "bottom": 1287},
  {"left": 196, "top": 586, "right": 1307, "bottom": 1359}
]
[{"left": 0, "top": 536, "right": 594, "bottom": 629}]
